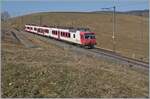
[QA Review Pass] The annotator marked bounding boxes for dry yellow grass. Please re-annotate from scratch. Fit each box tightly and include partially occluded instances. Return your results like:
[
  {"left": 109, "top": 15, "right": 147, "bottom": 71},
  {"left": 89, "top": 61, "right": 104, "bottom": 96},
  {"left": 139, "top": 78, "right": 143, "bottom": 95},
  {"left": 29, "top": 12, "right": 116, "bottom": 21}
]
[
  {"left": 10, "top": 12, "right": 149, "bottom": 62},
  {"left": 1, "top": 25, "right": 149, "bottom": 98}
]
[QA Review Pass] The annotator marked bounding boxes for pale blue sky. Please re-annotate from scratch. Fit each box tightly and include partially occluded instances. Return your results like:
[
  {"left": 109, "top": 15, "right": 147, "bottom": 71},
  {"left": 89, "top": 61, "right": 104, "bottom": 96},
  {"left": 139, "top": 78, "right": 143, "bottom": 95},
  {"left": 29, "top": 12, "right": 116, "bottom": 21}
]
[{"left": 1, "top": 0, "right": 149, "bottom": 17}]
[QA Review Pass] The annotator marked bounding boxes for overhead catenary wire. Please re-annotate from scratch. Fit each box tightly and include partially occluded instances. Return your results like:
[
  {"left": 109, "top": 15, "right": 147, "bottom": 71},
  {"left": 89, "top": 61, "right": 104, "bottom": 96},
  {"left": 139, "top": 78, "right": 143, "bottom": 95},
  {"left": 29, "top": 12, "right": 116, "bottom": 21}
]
[
  {"left": 101, "top": 1, "right": 148, "bottom": 60},
  {"left": 101, "top": 2, "right": 148, "bottom": 13}
]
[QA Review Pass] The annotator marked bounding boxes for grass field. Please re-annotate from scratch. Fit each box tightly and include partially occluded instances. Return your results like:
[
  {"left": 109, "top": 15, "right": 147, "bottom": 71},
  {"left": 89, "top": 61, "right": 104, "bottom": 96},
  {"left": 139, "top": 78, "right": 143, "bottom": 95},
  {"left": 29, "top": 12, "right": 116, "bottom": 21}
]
[
  {"left": 1, "top": 22, "right": 149, "bottom": 98},
  {"left": 10, "top": 12, "right": 149, "bottom": 62}
]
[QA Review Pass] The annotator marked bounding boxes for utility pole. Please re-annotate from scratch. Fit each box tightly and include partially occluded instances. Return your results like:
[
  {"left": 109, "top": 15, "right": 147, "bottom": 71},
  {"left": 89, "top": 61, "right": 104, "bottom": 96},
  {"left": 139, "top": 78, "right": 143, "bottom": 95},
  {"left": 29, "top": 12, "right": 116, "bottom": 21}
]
[
  {"left": 101, "top": 6, "right": 116, "bottom": 52},
  {"left": 21, "top": 16, "right": 23, "bottom": 30},
  {"left": 112, "top": 6, "right": 116, "bottom": 52},
  {"left": 39, "top": 15, "right": 42, "bottom": 26},
  {"left": 140, "top": 13, "right": 143, "bottom": 41},
  {"left": 140, "top": 13, "right": 144, "bottom": 61}
]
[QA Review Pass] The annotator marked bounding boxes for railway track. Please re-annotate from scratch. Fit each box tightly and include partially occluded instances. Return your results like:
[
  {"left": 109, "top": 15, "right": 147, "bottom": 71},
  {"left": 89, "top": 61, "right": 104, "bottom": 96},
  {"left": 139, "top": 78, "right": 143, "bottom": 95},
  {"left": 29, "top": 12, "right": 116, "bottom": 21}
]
[
  {"left": 90, "top": 48, "right": 149, "bottom": 69},
  {"left": 19, "top": 30, "right": 149, "bottom": 70},
  {"left": 11, "top": 29, "right": 38, "bottom": 48}
]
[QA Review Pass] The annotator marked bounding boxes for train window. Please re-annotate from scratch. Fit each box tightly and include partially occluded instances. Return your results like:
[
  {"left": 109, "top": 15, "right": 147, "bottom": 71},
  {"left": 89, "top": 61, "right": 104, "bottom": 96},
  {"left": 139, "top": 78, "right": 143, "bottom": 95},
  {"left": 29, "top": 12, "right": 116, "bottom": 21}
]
[
  {"left": 63, "top": 32, "right": 65, "bottom": 37},
  {"left": 65, "top": 33, "right": 67, "bottom": 37},
  {"left": 55, "top": 31, "right": 57, "bottom": 35},
  {"left": 30, "top": 27, "right": 33, "bottom": 30},
  {"left": 68, "top": 33, "right": 70, "bottom": 38},
  {"left": 73, "top": 34, "right": 75, "bottom": 38},
  {"left": 52, "top": 31, "right": 56, "bottom": 35},
  {"left": 91, "top": 36, "right": 95, "bottom": 39},
  {"left": 61, "top": 32, "right": 63, "bottom": 36},
  {"left": 66, "top": 33, "right": 68, "bottom": 37},
  {"left": 85, "top": 35, "right": 89, "bottom": 39},
  {"left": 38, "top": 28, "right": 40, "bottom": 32},
  {"left": 27, "top": 27, "right": 30, "bottom": 29},
  {"left": 45, "top": 29, "right": 49, "bottom": 33},
  {"left": 84, "top": 33, "right": 96, "bottom": 39},
  {"left": 34, "top": 28, "right": 37, "bottom": 31},
  {"left": 52, "top": 31, "right": 57, "bottom": 35},
  {"left": 64, "top": 32, "right": 66, "bottom": 37},
  {"left": 41, "top": 29, "right": 44, "bottom": 33},
  {"left": 67, "top": 33, "right": 69, "bottom": 38},
  {"left": 85, "top": 35, "right": 95, "bottom": 39}
]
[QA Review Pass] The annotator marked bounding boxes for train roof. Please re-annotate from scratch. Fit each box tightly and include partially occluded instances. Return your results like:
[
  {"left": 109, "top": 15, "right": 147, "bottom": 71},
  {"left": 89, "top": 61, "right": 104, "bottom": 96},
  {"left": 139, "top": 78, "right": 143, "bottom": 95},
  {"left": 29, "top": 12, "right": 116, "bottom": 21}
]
[{"left": 25, "top": 24, "right": 90, "bottom": 32}]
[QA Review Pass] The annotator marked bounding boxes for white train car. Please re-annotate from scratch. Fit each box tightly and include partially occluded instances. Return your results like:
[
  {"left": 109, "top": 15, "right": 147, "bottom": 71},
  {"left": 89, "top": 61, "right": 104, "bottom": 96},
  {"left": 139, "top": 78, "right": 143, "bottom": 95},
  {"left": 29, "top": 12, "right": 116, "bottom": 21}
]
[{"left": 25, "top": 24, "right": 96, "bottom": 48}]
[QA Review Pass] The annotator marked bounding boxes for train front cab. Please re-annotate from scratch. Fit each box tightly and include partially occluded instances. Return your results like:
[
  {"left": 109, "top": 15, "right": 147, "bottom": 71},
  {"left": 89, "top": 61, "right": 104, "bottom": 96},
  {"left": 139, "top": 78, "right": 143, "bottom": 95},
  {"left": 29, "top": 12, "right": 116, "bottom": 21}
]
[{"left": 80, "top": 32, "right": 96, "bottom": 48}]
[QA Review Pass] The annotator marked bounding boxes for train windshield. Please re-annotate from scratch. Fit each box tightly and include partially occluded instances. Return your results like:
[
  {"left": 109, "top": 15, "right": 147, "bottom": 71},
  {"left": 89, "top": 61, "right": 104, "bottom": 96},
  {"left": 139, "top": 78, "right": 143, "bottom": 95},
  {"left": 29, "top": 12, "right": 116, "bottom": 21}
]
[{"left": 84, "top": 33, "right": 95, "bottom": 39}]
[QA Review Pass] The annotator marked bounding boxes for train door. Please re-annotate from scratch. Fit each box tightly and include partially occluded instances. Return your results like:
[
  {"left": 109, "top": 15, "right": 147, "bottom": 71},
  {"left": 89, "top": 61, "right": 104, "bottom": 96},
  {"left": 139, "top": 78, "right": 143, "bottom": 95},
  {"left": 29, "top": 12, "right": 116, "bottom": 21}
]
[
  {"left": 72, "top": 33, "right": 75, "bottom": 41},
  {"left": 58, "top": 31, "right": 60, "bottom": 39},
  {"left": 69, "top": 31, "right": 77, "bottom": 43}
]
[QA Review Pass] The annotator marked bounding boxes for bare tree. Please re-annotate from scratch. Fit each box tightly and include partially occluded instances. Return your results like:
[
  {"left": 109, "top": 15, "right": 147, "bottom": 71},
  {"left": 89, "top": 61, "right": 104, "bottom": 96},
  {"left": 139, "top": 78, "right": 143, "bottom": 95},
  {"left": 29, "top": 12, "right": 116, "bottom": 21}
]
[{"left": 1, "top": 11, "right": 10, "bottom": 21}]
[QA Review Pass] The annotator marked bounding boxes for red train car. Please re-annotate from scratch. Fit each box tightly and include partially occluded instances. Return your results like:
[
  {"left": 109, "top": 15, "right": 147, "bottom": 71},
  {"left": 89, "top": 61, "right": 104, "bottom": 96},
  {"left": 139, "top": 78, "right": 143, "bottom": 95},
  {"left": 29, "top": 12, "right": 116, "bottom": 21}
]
[{"left": 25, "top": 24, "right": 96, "bottom": 48}]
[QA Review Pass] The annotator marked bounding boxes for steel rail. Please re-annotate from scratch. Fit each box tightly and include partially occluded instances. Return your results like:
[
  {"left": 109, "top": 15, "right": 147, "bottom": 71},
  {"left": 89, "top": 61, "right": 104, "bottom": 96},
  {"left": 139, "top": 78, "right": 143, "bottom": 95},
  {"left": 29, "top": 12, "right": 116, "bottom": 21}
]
[
  {"left": 21, "top": 30, "right": 149, "bottom": 69},
  {"left": 90, "top": 48, "right": 149, "bottom": 68}
]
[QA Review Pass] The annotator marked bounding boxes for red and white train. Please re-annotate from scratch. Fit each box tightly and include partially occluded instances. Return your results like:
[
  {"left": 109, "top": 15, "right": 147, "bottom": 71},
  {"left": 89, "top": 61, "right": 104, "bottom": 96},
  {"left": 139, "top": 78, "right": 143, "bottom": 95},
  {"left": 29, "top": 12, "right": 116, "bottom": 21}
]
[{"left": 25, "top": 24, "right": 96, "bottom": 48}]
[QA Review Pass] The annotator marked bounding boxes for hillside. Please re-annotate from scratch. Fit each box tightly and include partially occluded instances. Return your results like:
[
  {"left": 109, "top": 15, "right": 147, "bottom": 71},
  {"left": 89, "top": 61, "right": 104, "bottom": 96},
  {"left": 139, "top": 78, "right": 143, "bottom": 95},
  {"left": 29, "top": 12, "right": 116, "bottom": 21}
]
[
  {"left": 1, "top": 21, "right": 149, "bottom": 97},
  {"left": 10, "top": 12, "right": 149, "bottom": 62},
  {"left": 92, "top": 9, "right": 149, "bottom": 17},
  {"left": 124, "top": 9, "right": 149, "bottom": 17}
]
